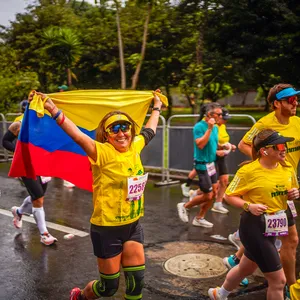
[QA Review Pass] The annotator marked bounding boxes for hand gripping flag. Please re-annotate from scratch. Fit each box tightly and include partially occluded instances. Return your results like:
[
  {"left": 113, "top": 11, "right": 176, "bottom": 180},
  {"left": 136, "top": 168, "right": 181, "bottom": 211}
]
[{"left": 9, "top": 90, "right": 168, "bottom": 191}]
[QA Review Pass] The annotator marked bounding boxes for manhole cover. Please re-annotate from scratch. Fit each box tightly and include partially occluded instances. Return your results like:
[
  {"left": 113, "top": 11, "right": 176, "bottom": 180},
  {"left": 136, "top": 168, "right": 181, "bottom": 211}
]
[{"left": 164, "top": 253, "right": 227, "bottom": 279}]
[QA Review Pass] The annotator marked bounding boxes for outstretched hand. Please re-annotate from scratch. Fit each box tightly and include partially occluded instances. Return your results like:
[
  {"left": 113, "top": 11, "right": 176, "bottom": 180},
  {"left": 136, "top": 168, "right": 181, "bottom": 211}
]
[
  {"left": 28, "top": 91, "right": 54, "bottom": 112},
  {"left": 153, "top": 89, "right": 163, "bottom": 110}
]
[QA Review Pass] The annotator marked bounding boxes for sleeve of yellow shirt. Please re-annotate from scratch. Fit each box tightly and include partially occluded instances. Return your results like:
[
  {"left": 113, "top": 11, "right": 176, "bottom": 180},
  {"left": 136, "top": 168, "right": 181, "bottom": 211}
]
[
  {"left": 226, "top": 166, "right": 249, "bottom": 196},
  {"left": 242, "top": 120, "right": 265, "bottom": 145}
]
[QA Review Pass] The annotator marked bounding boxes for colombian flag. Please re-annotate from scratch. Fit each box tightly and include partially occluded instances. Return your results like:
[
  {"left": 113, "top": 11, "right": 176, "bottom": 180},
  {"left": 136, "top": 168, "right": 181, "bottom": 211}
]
[{"left": 9, "top": 90, "right": 168, "bottom": 191}]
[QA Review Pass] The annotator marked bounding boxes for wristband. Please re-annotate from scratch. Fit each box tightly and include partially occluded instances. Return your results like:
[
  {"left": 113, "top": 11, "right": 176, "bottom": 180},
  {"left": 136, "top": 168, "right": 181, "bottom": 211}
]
[
  {"left": 58, "top": 113, "right": 65, "bottom": 126},
  {"left": 53, "top": 110, "right": 62, "bottom": 120},
  {"left": 48, "top": 106, "right": 56, "bottom": 114},
  {"left": 152, "top": 107, "right": 161, "bottom": 112}
]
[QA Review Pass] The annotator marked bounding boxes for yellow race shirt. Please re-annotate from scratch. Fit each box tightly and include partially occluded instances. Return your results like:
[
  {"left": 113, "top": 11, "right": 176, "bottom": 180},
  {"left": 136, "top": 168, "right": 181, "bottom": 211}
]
[
  {"left": 89, "top": 135, "right": 146, "bottom": 226},
  {"left": 217, "top": 123, "right": 230, "bottom": 145},
  {"left": 242, "top": 111, "right": 300, "bottom": 171},
  {"left": 14, "top": 114, "right": 24, "bottom": 122},
  {"left": 226, "top": 159, "right": 298, "bottom": 214}
]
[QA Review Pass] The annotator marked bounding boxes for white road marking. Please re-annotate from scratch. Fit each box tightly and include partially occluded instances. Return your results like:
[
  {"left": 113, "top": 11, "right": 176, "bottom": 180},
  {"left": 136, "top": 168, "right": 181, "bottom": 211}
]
[{"left": 0, "top": 208, "right": 89, "bottom": 237}]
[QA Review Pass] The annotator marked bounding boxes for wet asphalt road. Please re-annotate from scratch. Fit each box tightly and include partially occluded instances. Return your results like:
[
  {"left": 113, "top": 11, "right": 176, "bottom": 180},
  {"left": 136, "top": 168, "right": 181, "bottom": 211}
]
[{"left": 1, "top": 162, "right": 300, "bottom": 300}]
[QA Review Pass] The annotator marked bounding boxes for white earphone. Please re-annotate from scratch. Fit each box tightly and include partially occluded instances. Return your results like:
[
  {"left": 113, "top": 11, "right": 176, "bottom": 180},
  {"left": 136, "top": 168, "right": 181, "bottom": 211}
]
[{"left": 263, "top": 150, "right": 268, "bottom": 156}]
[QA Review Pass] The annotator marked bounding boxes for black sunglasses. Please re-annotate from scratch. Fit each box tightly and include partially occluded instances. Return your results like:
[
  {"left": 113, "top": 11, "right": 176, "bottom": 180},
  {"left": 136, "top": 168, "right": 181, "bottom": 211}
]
[{"left": 106, "top": 123, "right": 131, "bottom": 135}]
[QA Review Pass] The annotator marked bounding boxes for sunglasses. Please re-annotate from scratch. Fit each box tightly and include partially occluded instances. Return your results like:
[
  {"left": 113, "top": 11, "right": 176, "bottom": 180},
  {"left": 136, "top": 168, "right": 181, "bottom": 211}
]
[
  {"left": 282, "top": 95, "right": 298, "bottom": 105},
  {"left": 106, "top": 123, "right": 131, "bottom": 135},
  {"left": 265, "top": 144, "right": 286, "bottom": 151},
  {"left": 212, "top": 112, "right": 223, "bottom": 117}
]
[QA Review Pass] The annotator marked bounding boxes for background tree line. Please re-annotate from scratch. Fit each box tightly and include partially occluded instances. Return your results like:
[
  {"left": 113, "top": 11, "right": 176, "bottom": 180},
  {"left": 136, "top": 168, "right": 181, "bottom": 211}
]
[{"left": 0, "top": 0, "right": 300, "bottom": 115}]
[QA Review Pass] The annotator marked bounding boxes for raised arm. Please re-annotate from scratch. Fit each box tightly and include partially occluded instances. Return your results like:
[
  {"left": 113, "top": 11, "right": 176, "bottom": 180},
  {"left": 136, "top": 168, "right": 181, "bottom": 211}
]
[
  {"left": 195, "top": 118, "right": 215, "bottom": 149},
  {"left": 144, "top": 90, "right": 163, "bottom": 134},
  {"left": 29, "top": 92, "right": 97, "bottom": 162}
]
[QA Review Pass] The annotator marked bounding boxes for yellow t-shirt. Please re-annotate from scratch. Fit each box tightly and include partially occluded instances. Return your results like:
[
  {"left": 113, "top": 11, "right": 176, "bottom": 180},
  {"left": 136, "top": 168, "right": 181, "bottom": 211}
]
[
  {"left": 217, "top": 123, "right": 230, "bottom": 145},
  {"left": 88, "top": 135, "right": 146, "bottom": 226},
  {"left": 226, "top": 159, "right": 298, "bottom": 214},
  {"left": 14, "top": 114, "right": 24, "bottom": 122},
  {"left": 242, "top": 111, "right": 300, "bottom": 171}
]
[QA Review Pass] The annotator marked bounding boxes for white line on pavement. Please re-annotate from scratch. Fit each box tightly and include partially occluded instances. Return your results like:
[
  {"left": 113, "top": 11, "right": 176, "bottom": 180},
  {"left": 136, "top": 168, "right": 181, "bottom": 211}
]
[{"left": 0, "top": 208, "right": 89, "bottom": 237}]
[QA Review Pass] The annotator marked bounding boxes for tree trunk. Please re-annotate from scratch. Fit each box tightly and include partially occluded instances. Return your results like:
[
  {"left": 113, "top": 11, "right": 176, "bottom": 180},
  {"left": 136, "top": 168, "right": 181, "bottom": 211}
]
[
  {"left": 131, "top": 4, "right": 151, "bottom": 90},
  {"left": 261, "top": 84, "right": 269, "bottom": 112},
  {"left": 115, "top": 2, "right": 126, "bottom": 89},
  {"left": 67, "top": 68, "right": 72, "bottom": 86}
]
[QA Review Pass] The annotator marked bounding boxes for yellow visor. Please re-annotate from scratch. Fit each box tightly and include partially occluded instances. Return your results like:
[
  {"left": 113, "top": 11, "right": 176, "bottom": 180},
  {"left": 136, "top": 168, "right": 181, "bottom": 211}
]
[{"left": 104, "top": 114, "right": 131, "bottom": 130}]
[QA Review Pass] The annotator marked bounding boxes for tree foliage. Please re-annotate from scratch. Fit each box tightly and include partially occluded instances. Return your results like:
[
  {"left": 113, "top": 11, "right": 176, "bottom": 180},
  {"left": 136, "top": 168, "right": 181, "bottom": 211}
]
[{"left": 1, "top": 0, "right": 300, "bottom": 114}]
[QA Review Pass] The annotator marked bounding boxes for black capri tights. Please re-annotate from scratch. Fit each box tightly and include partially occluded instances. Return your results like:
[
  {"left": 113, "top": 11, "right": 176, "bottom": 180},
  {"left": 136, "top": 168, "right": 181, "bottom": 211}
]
[
  {"left": 239, "top": 211, "right": 282, "bottom": 273},
  {"left": 21, "top": 176, "right": 47, "bottom": 201}
]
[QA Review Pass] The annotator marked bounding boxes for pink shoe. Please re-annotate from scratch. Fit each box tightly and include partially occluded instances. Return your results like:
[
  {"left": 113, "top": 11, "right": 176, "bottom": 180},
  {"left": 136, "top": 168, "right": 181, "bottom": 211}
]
[
  {"left": 11, "top": 206, "right": 22, "bottom": 229},
  {"left": 40, "top": 232, "right": 58, "bottom": 246},
  {"left": 70, "top": 287, "right": 82, "bottom": 300}
]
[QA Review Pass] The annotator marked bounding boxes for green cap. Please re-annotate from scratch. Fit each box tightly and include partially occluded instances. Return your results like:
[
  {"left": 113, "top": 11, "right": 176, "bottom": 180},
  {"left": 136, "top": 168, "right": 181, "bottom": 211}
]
[{"left": 58, "top": 85, "right": 68, "bottom": 91}]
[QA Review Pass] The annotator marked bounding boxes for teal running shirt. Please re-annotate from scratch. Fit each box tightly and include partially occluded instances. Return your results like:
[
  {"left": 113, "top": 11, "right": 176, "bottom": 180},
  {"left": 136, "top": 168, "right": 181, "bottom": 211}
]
[{"left": 193, "top": 120, "right": 218, "bottom": 171}]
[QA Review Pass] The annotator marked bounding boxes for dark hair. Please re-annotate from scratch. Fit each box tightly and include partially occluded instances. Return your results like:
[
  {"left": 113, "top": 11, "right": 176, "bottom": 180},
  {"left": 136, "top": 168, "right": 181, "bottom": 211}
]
[
  {"left": 96, "top": 111, "right": 137, "bottom": 145},
  {"left": 267, "top": 83, "right": 293, "bottom": 105},
  {"left": 239, "top": 129, "right": 288, "bottom": 167},
  {"left": 20, "top": 99, "right": 28, "bottom": 113},
  {"left": 198, "top": 102, "right": 221, "bottom": 121}
]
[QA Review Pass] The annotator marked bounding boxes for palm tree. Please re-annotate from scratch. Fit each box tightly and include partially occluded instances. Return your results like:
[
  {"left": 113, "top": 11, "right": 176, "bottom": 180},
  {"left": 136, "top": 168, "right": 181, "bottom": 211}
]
[
  {"left": 131, "top": 0, "right": 155, "bottom": 90},
  {"left": 43, "top": 27, "right": 82, "bottom": 86},
  {"left": 95, "top": 0, "right": 126, "bottom": 89}
]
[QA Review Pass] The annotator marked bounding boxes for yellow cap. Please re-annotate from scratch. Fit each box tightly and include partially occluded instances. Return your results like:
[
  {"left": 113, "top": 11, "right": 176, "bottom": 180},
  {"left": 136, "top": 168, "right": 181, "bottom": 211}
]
[{"left": 104, "top": 114, "right": 131, "bottom": 130}]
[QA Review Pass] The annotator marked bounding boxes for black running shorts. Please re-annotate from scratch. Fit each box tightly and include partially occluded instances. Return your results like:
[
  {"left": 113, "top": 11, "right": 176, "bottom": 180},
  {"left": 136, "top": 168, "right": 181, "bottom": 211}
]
[
  {"left": 195, "top": 169, "right": 218, "bottom": 193},
  {"left": 239, "top": 211, "right": 282, "bottom": 273},
  {"left": 90, "top": 220, "right": 144, "bottom": 259},
  {"left": 21, "top": 176, "right": 48, "bottom": 201},
  {"left": 216, "top": 156, "right": 229, "bottom": 177}
]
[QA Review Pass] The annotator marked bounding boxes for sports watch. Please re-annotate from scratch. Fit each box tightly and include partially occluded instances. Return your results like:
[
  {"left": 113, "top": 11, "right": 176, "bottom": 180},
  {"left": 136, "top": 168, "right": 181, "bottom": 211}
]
[{"left": 243, "top": 202, "right": 251, "bottom": 212}]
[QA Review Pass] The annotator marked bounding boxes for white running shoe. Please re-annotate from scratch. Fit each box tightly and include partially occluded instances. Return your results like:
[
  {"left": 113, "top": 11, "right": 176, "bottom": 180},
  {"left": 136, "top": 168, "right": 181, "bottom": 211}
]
[
  {"left": 11, "top": 206, "right": 22, "bottom": 229},
  {"left": 211, "top": 203, "right": 229, "bottom": 214},
  {"left": 64, "top": 180, "right": 75, "bottom": 188},
  {"left": 40, "top": 232, "right": 58, "bottom": 246},
  {"left": 189, "top": 189, "right": 198, "bottom": 202},
  {"left": 177, "top": 203, "right": 189, "bottom": 223},
  {"left": 228, "top": 232, "right": 242, "bottom": 250},
  {"left": 208, "top": 287, "right": 227, "bottom": 300},
  {"left": 181, "top": 183, "right": 190, "bottom": 197},
  {"left": 192, "top": 217, "right": 213, "bottom": 228}
]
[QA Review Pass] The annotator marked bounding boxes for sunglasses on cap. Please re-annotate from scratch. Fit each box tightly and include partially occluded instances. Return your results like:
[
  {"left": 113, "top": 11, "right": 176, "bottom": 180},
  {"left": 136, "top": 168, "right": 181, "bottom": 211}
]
[
  {"left": 265, "top": 144, "right": 286, "bottom": 151},
  {"left": 106, "top": 123, "right": 131, "bottom": 135}
]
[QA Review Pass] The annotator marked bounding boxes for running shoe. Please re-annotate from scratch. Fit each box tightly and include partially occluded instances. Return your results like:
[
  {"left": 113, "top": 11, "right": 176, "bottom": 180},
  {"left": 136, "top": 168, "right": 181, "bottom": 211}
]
[
  {"left": 181, "top": 183, "right": 190, "bottom": 197},
  {"left": 189, "top": 189, "right": 198, "bottom": 202},
  {"left": 223, "top": 255, "right": 238, "bottom": 269},
  {"left": 11, "top": 206, "right": 22, "bottom": 229},
  {"left": 211, "top": 203, "right": 229, "bottom": 214},
  {"left": 64, "top": 180, "right": 75, "bottom": 188},
  {"left": 275, "top": 239, "right": 282, "bottom": 252},
  {"left": 40, "top": 233, "right": 58, "bottom": 246},
  {"left": 192, "top": 217, "right": 213, "bottom": 228},
  {"left": 177, "top": 202, "right": 189, "bottom": 223},
  {"left": 208, "top": 287, "right": 227, "bottom": 300},
  {"left": 239, "top": 277, "right": 249, "bottom": 286},
  {"left": 228, "top": 232, "right": 242, "bottom": 250},
  {"left": 70, "top": 287, "right": 82, "bottom": 300}
]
